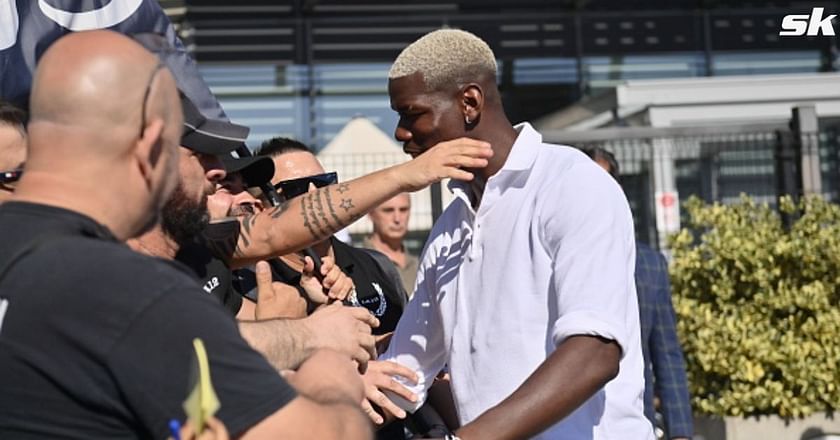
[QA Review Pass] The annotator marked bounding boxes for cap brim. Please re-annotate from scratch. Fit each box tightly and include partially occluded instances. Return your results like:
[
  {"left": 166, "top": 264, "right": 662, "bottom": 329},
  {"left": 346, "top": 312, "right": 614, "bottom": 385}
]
[
  {"left": 182, "top": 119, "right": 250, "bottom": 155},
  {"left": 221, "top": 155, "right": 275, "bottom": 188}
]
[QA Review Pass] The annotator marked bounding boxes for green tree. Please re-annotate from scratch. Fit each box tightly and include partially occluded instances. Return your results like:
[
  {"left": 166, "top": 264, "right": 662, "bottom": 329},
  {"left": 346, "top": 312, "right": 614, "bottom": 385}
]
[{"left": 669, "top": 195, "right": 840, "bottom": 417}]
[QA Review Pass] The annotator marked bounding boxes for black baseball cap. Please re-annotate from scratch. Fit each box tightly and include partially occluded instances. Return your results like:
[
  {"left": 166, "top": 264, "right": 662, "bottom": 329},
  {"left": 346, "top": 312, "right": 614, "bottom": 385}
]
[
  {"left": 180, "top": 94, "right": 249, "bottom": 155},
  {"left": 221, "top": 155, "right": 275, "bottom": 188}
]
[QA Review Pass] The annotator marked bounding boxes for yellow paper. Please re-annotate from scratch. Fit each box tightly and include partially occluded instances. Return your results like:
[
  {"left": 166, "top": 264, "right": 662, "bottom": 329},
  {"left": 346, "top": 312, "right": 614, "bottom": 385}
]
[{"left": 182, "top": 338, "right": 220, "bottom": 434}]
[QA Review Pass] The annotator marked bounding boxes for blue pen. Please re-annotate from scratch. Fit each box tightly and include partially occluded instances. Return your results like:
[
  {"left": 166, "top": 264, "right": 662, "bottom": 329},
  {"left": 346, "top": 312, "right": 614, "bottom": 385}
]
[{"left": 168, "top": 419, "right": 182, "bottom": 440}]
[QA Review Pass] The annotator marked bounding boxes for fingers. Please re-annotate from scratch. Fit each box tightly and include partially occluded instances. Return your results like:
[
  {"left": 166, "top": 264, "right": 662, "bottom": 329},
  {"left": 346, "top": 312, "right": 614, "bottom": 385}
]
[
  {"left": 365, "top": 386, "right": 407, "bottom": 422},
  {"left": 374, "top": 387, "right": 408, "bottom": 419},
  {"left": 450, "top": 155, "right": 490, "bottom": 169},
  {"left": 318, "top": 257, "right": 353, "bottom": 301},
  {"left": 361, "top": 397, "right": 384, "bottom": 425},
  {"left": 437, "top": 139, "right": 492, "bottom": 162},
  {"left": 445, "top": 168, "right": 475, "bottom": 182},
  {"left": 353, "top": 346, "right": 372, "bottom": 374},
  {"left": 438, "top": 137, "right": 491, "bottom": 152},
  {"left": 354, "top": 330, "right": 376, "bottom": 364},
  {"left": 349, "top": 306, "right": 380, "bottom": 329},
  {"left": 364, "top": 362, "right": 418, "bottom": 406},
  {"left": 301, "top": 256, "right": 315, "bottom": 275},
  {"left": 319, "top": 256, "right": 340, "bottom": 288},
  {"left": 200, "top": 417, "right": 229, "bottom": 440},
  {"left": 327, "top": 274, "right": 353, "bottom": 302},
  {"left": 255, "top": 261, "right": 274, "bottom": 302},
  {"left": 373, "top": 360, "right": 419, "bottom": 385},
  {"left": 177, "top": 422, "right": 195, "bottom": 440}
]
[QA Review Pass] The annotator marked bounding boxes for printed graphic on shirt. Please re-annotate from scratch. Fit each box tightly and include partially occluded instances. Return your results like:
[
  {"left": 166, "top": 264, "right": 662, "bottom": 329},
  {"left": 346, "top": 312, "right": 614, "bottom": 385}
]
[
  {"left": 359, "top": 282, "right": 387, "bottom": 317},
  {"left": 203, "top": 276, "right": 220, "bottom": 294}
]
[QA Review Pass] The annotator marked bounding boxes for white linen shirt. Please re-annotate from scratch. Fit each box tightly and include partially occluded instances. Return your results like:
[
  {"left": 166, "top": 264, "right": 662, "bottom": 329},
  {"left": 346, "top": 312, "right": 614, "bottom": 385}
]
[{"left": 381, "top": 123, "right": 654, "bottom": 439}]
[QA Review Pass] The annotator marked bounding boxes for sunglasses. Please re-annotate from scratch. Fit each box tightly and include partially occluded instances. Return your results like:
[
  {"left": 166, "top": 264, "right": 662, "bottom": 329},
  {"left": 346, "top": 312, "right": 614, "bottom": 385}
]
[{"left": 274, "top": 172, "right": 338, "bottom": 200}]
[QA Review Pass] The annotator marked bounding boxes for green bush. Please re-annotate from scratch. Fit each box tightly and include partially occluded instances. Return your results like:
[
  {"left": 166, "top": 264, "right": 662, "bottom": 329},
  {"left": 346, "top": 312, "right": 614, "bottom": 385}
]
[{"left": 668, "top": 194, "right": 840, "bottom": 418}]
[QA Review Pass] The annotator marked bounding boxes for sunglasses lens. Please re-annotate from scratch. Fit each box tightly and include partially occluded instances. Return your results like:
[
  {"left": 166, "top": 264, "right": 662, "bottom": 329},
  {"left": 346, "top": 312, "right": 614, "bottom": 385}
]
[
  {"left": 317, "top": 173, "right": 338, "bottom": 186},
  {"left": 281, "top": 182, "right": 308, "bottom": 199},
  {"left": 275, "top": 172, "right": 338, "bottom": 200}
]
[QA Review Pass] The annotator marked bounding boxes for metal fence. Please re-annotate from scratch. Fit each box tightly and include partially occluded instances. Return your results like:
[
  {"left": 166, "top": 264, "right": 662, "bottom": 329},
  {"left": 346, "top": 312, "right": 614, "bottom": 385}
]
[
  {"left": 565, "top": 129, "right": 785, "bottom": 246},
  {"left": 544, "top": 112, "right": 839, "bottom": 248}
]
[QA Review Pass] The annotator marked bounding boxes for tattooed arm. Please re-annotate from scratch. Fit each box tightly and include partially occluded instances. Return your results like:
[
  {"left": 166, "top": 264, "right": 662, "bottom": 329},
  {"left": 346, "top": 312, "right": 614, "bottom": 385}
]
[{"left": 207, "top": 138, "right": 492, "bottom": 269}]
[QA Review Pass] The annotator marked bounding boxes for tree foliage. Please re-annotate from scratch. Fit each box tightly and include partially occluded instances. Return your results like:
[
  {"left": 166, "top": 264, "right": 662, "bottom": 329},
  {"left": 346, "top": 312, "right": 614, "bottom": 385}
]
[{"left": 669, "top": 195, "right": 840, "bottom": 417}]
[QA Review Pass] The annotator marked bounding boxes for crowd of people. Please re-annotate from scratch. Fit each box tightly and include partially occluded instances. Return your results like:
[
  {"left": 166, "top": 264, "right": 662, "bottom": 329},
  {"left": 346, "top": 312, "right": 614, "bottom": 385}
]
[{"left": 0, "top": 22, "right": 693, "bottom": 440}]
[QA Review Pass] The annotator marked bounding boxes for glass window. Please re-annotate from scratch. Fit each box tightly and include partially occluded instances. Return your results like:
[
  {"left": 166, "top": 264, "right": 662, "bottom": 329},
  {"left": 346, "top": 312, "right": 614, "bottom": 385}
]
[{"left": 713, "top": 50, "right": 822, "bottom": 76}]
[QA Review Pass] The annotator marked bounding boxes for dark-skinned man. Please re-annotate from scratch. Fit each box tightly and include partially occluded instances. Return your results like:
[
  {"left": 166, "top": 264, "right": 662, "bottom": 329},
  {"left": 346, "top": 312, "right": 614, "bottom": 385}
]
[{"left": 372, "top": 29, "right": 654, "bottom": 440}]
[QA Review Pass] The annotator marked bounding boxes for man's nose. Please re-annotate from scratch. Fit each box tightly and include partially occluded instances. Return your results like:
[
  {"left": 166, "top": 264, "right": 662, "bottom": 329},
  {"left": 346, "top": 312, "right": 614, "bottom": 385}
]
[
  {"left": 394, "top": 126, "right": 412, "bottom": 142},
  {"left": 205, "top": 155, "right": 226, "bottom": 183}
]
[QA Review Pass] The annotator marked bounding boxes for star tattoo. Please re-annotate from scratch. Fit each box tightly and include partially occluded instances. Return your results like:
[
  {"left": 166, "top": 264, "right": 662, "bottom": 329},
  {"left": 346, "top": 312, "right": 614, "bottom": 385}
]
[
  {"left": 339, "top": 198, "right": 355, "bottom": 212},
  {"left": 337, "top": 183, "right": 350, "bottom": 194}
]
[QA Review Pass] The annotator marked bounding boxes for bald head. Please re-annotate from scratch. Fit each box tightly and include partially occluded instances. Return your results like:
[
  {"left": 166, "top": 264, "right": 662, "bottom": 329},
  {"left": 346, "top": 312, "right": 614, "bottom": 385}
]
[
  {"left": 16, "top": 30, "right": 184, "bottom": 240},
  {"left": 29, "top": 30, "right": 180, "bottom": 162}
]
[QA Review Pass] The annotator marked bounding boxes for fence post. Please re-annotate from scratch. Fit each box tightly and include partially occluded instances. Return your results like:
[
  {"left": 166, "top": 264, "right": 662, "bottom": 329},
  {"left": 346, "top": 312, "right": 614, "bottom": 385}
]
[
  {"left": 775, "top": 130, "right": 800, "bottom": 229},
  {"left": 651, "top": 138, "right": 679, "bottom": 250},
  {"left": 791, "top": 105, "right": 821, "bottom": 195}
]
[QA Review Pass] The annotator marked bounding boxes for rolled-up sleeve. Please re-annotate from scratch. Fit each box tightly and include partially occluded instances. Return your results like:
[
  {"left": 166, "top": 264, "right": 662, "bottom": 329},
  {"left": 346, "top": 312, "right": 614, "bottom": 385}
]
[{"left": 540, "top": 162, "right": 637, "bottom": 358}]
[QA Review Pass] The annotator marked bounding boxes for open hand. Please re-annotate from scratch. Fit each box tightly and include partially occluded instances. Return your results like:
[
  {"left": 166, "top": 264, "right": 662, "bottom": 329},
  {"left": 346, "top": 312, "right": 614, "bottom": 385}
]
[
  {"left": 397, "top": 138, "right": 492, "bottom": 192},
  {"left": 360, "top": 360, "right": 419, "bottom": 424}
]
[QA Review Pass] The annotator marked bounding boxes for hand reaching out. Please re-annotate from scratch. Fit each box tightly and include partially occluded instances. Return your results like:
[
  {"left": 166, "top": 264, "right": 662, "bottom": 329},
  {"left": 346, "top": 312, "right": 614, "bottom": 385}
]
[
  {"left": 360, "top": 360, "right": 419, "bottom": 425},
  {"left": 299, "top": 255, "right": 355, "bottom": 305}
]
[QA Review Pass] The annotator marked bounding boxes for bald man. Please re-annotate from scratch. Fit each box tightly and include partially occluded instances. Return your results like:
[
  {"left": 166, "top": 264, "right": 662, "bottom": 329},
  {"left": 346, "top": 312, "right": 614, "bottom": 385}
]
[
  {"left": 0, "top": 31, "right": 370, "bottom": 440},
  {"left": 363, "top": 193, "right": 418, "bottom": 295}
]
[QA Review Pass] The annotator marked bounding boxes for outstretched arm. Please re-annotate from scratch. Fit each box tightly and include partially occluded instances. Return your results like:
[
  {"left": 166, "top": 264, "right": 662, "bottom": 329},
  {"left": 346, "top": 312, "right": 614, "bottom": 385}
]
[
  {"left": 204, "top": 138, "right": 491, "bottom": 269},
  {"left": 238, "top": 350, "right": 373, "bottom": 440},
  {"left": 238, "top": 303, "right": 378, "bottom": 372}
]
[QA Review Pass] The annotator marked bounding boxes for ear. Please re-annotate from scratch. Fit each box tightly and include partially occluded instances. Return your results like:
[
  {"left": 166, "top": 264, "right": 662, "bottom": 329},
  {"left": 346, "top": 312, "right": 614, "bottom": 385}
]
[
  {"left": 134, "top": 118, "right": 165, "bottom": 190},
  {"left": 461, "top": 84, "right": 484, "bottom": 126}
]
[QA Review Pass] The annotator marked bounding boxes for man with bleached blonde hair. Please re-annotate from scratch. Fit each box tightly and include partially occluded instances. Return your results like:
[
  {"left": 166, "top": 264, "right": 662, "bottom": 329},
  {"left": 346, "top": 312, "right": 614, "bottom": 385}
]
[{"left": 373, "top": 29, "right": 654, "bottom": 440}]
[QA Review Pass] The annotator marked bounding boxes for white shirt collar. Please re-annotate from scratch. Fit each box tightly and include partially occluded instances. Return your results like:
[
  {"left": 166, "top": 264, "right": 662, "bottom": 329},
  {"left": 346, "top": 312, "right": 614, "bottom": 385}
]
[{"left": 447, "top": 122, "right": 542, "bottom": 201}]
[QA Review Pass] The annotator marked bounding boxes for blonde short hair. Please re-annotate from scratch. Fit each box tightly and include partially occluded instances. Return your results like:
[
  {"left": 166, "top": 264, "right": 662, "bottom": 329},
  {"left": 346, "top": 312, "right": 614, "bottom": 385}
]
[{"left": 389, "top": 29, "right": 497, "bottom": 91}]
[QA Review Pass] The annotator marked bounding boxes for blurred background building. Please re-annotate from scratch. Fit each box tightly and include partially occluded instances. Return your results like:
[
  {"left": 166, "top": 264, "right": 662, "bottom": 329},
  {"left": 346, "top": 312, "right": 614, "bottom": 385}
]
[{"left": 160, "top": 0, "right": 840, "bottom": 247}]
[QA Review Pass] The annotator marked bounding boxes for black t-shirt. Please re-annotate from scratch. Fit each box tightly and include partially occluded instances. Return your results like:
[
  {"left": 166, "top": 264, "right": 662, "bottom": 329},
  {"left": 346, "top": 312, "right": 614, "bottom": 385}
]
[
  {"left": 175, "top": 239, "right": 242, "bottom": 315},
  {"left": 0, "top": 202, "right": 295, "bottom": 439},
  {"left": 269, "top": 238, "right": 406, "bottom": 334}
]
